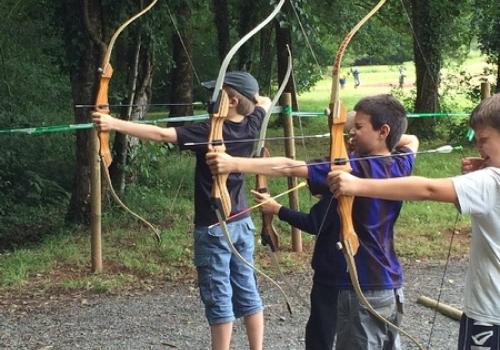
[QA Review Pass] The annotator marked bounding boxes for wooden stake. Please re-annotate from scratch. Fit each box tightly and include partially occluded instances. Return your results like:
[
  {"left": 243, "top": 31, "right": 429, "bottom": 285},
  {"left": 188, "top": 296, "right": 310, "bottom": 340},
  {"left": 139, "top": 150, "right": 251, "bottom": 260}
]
[
  {"left": 417, "top": 295, "right": 463, "bottom": 321},
  {"left": 281, "top": 93, "right": 302, "bottom": 252},
  {"left": 90, "top": 128, "right": 102, "bottom": 273}
]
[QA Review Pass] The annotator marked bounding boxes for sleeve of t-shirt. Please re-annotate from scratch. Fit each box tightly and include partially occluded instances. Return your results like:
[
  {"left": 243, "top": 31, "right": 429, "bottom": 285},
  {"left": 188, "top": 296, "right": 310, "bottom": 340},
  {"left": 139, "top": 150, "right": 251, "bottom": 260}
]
[
  {"left": 306, "top": 160, "right": 330, "bottom": 196},
  {"left": 175, "top": 106, "right": 266, "bottom": 152},
  {"left": 246, "top": 106, "right": 266, "bottom": 131},
  {"left": 452, "top": 167, "right": 500, "bottom": 215},
  {"left": 393, "top": 145, "right": 416, "bottom": 175},
  {"left": 175, "top": 121, "right": 210, "bottom": 152}
]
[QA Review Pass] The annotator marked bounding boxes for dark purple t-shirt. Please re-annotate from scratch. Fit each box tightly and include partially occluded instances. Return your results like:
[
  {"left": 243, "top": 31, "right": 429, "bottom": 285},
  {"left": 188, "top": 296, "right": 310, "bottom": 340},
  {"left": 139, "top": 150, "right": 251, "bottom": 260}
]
[
  {"left": 175, "top": 107, "right": 265, "bottom": 226},
  {"left": 292, "top": 148, "right": 415, "bottom": 289}
]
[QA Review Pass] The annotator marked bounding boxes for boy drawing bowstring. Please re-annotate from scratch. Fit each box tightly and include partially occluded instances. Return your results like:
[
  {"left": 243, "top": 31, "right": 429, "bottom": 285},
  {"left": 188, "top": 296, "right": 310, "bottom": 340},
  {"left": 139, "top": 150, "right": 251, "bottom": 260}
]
[
  {"left": 328, "top": 92, "right": 500, "bottom": 350},
  {"left": 324, "top": 1, "right": 424, "bottom": 348},
  {"left": 206, "top": 24, "right": 293, "bottom": 316}
]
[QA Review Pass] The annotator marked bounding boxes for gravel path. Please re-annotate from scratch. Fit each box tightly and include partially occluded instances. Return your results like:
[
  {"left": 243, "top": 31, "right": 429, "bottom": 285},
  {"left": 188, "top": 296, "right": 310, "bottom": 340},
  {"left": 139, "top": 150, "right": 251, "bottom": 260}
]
[{"left": 0, "top": 261, "right": 467, "bottom": 349}]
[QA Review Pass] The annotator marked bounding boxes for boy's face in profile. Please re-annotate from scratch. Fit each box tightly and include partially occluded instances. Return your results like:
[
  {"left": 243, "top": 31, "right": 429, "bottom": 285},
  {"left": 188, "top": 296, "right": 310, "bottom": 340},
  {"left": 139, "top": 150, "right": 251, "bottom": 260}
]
[
  {"left": 348, "top": 111, "right": 388, "bottom": 155},
  {"left": 474, "top": 125, "right": 500, "bottom": 167}
]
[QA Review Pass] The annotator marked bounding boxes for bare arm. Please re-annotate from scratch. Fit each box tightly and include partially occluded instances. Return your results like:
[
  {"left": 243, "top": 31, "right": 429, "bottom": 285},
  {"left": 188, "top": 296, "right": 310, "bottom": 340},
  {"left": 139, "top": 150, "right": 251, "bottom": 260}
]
[
  {"left": 92, "top": 112, "right": 177, "bottom": 143},
  {"left": 328, "top": 171, "right": 458, "bottom": 205},
  {"left": 397, "top": 134, "right": 419, "bottom": 153},
  {"left": 206, "top": 152, "right": 309, "bottom": 178}
]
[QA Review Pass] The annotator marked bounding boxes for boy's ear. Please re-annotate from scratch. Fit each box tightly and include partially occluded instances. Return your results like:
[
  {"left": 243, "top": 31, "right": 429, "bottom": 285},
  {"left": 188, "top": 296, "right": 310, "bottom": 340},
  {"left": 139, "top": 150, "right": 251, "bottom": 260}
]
[
  {"left": 379, "top": 124, "right": 391, "bottom": 138},
  {"left": 227, "top": 95, "right": 239, "bottom": 108}
]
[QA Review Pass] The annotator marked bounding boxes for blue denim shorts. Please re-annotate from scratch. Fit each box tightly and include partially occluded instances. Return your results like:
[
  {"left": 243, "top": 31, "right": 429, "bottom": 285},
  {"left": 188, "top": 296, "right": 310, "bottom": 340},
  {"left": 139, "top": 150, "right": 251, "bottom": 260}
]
[{"left": 193, "top": 216, "right": 263, "bottom": 325}]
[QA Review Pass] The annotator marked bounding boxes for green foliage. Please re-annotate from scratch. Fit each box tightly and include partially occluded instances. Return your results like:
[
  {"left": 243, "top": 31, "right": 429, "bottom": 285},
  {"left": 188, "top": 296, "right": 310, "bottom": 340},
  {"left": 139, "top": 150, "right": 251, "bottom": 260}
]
[{"left": 474, "top": 0, "right": 500, "bottom": 73}]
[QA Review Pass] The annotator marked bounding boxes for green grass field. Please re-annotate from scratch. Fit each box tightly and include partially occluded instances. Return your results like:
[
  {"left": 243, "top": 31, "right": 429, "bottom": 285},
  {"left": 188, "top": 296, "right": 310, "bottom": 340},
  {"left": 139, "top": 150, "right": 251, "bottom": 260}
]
[{"left": 1, "top": 55, "right": 490, "bottom": 296}]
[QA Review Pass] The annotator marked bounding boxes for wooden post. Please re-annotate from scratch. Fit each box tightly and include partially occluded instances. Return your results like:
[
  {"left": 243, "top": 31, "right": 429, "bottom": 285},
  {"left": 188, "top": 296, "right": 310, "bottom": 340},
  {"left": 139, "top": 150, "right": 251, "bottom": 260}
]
[
  {"left": 481, "top": 81, "right": 491, "bottom": 100},
  {"left": 417, "top": 295, "right": 463, "bottom": 321},
  {"left": 90, "top": 128, "right": 102, "bottom": 273},
  {"left": 281, "top": 93, "right": 302, "bottom": 252}
]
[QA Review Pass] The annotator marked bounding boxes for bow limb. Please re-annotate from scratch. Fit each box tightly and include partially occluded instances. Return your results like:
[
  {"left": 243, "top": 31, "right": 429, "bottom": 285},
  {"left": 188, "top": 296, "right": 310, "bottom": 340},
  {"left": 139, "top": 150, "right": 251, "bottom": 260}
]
[
  {"left": 254, "top": 45, "right": 292, "bottom": 274},
  {"left": 93, "top": 0, "right": 161, "bottom": 243},
  {"left": 96, "top": 0, "right": 159, "bottom": 166},
  {"left": 208, "top": 0, "right": 291, "bottom": 313}
]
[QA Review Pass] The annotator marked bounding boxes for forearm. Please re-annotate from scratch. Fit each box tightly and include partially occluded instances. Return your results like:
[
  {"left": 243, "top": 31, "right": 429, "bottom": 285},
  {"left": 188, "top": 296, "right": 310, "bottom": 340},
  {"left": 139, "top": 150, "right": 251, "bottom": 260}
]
[
  {"left": 355, "top": 176, "right": 457, "bottom": 203},
  {"left": 111, "top": 118, "right": 176, "bottom": 143},
  {"left": 278, "top": 207, "right": 316, "bottom": 234},
  {"left": 397, "top": 134, "right": 419, "bottom": 152},
  {"left": 233, "top": 157, "right": 308, "bottom": 177}
]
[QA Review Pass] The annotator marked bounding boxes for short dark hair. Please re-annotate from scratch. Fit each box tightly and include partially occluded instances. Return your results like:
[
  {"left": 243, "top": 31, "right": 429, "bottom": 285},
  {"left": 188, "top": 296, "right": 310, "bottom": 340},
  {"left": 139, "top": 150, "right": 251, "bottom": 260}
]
[
  {"left": 353, "top": 94, "right": 407, "bottom": 150},
  {"left": 470, "top": 93, "right": 500, "bottom": 131}
]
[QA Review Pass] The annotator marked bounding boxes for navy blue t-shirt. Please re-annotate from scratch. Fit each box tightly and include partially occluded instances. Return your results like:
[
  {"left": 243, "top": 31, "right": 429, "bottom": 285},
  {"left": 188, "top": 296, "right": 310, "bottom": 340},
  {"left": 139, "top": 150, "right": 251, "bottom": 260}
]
[
  {"left": 175, "top": 107, "right": 265, "bottom": 226},
  {"left": 281, "top": 148, "right": 415, "bottom": 289}
]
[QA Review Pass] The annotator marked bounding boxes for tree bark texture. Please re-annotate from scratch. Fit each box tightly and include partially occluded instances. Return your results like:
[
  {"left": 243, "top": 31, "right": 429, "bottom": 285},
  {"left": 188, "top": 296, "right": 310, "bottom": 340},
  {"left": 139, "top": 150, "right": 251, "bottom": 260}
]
[
  {"left": 170, "top": 2, "right": 194, "bottom": 118},
  {"left": 257, "top": 26, "right": 274, "bottom": 95},
  {"left": 61, "top": 0, "right": 104, "bottom": 225},
  {"left": 407, "top": 0, "right": 442, "bottom": 137},
  {"left": 212, "top": 0, "right": 230, "bottom": 63},
  {"left": 237, "top": 1, "right": 259, "bottom": 71}
]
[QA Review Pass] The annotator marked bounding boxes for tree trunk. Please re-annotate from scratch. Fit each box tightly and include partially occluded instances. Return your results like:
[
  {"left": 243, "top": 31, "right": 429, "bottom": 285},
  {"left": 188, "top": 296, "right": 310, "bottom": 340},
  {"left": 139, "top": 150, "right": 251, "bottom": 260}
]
[
  {"left": 110, "top": 35, "right": 143, "bottom": 192},
  {"left": 408, "top": 0, "right": 441, "bottom": 137},
  {"left": 170, "top": 2, "right": 194, "bottom": 119},
  {"left": 237, "top": 1, "right": 259, "bottom": 71},
  {"left": 257, "top": 26, "right": 274, "bottom": 95},
  {"left": 212, "top": 0, "right": 230, "bottom": 63},
  {"left": 61, "top": 0, "right": 104, "bottom": 225}
]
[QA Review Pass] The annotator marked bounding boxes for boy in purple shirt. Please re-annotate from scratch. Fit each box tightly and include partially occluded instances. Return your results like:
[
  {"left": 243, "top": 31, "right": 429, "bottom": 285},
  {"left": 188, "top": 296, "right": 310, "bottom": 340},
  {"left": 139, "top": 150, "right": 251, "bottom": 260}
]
[{"left": 329, "top": 93, "right": 500, "bottom": 350}]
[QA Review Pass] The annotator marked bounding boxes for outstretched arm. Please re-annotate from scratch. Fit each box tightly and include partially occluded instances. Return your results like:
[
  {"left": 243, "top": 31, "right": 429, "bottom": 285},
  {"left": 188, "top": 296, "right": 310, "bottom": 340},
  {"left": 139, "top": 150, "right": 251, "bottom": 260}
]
[
  {"left": 92, "top": 112, "right": 177, "bottom": 143},
  {"left": 206, "top": 152, "right": 309, "bottom": 178},
  {"left": 328, "top": 171, "right": 458, "bottom": 205}
]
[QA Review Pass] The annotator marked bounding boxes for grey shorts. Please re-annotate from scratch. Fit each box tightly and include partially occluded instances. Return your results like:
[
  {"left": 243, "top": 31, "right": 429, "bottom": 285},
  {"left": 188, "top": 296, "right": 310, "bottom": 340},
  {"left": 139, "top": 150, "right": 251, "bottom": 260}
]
[{"left": 336, "top": 288, "right": 404, "bottom": 350}]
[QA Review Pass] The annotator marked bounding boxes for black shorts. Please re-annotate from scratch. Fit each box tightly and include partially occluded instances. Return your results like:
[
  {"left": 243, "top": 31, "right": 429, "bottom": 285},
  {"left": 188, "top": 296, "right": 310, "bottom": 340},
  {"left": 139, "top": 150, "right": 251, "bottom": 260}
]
[{"left": 458, "top": 313, "right": 500, "bottom": 350}]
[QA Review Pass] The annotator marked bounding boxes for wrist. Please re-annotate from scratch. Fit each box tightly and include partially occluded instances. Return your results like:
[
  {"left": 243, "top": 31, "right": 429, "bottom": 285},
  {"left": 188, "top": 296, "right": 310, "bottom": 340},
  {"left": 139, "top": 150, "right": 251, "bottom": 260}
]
[
  {"left": 234, "top": 158, "right": 244, "bottom": 173},
  {"left": 274, "top": 205, "right": 282, "bottom": 216}
]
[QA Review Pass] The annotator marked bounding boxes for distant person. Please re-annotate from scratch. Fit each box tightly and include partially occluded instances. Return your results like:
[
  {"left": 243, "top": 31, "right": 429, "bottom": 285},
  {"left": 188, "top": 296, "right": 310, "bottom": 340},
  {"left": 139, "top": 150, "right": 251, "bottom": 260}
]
[
  {"left": 351, "top": 67, "right": 360, "bottom": 88},
  {"left": 339, "top": 74, "right": 347, "bottom": 89},
  {"left": 399, "top": 66, "right": 406, "bottom": 88}
]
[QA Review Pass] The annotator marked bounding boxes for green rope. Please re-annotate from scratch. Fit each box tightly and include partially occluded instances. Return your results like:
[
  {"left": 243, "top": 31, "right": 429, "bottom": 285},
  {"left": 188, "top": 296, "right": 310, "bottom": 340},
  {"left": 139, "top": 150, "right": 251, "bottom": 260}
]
[{"left": 0, "top": 110, "right": 471, "bottom": 136}]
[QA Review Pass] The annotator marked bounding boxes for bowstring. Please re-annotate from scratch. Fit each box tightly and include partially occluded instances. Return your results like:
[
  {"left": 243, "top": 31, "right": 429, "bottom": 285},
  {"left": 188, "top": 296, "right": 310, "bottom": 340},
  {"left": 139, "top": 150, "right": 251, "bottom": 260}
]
[
  {"left": 289, "top": 0, "right": 324, "bottom": 76},
  {"left": 425, "top": 147, "right": 464, "bottom": 349},
  {"left": 166, "top": 4, "right": 202, "bottom": 86},
  {"left": 398, "top": 0, "right": 439, "bottom": 88}
]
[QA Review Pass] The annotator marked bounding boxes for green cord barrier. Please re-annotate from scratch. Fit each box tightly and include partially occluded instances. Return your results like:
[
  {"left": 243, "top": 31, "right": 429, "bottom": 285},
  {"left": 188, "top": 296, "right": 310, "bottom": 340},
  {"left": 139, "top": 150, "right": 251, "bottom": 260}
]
[
  {"left": 466, "top": 128, "right": 475, "bottom": 141},
  {"left": 407, "top": 112, "right": 469, "bottom": 118},
  {"left": 0, "top": 123, "right": 94, "bottom": 135},
  {"left": 0, "top": 110, "right": 471, "bottom": 135}
]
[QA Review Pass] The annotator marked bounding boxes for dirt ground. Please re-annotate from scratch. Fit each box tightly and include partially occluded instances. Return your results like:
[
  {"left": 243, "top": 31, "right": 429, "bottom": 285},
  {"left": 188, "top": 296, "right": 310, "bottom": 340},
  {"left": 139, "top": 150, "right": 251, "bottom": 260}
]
[{"left": 0, "top": 259, "right": 467, "bottom": 350}]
